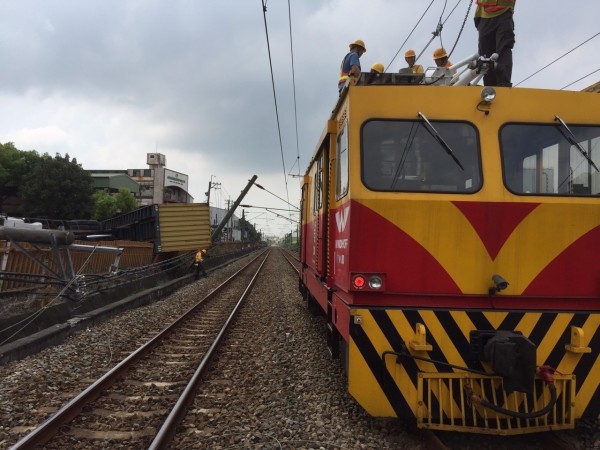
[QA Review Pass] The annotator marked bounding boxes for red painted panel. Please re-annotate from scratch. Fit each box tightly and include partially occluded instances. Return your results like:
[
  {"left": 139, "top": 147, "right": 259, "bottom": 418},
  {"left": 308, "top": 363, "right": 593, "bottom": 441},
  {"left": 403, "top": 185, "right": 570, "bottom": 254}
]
[
  {"left": 523, "top": 226, "right": 600, "bottom": 297},
  {"left": 329, "top": 204, "right": 351, "bottom": 290},
  {"left": 452, "top": 201, "right": 540, "bottom": 259},
  {"left": 334, "top": 201, "right": 461, "bottom": 295},
  {"left": 332, "top": 294, "right": 351, "bottom": 340}
]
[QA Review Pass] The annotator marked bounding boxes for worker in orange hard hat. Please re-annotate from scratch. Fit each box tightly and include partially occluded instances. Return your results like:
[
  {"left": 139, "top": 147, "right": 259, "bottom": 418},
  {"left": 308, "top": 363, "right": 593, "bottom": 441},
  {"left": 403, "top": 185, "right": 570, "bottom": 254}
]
[
  {"left": 404, "top": 49, "right": 424, "bottom": 74},
  {"left": 339, "top": 39, "right": 366, "bottom": 92},
  {"left": 370, "top": 62, "right": 384, "bottom": 74},
  {"left": 474, "top": 0, "right": 516, "bottom": 87}
]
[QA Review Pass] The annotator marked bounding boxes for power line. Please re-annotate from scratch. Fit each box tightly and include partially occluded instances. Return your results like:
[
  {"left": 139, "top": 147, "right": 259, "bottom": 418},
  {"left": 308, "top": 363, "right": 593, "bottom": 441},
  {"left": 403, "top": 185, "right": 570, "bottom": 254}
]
[
  {"left": 386, "top": 0, "right": 436, "bottom": 70},
  {"left": 261, "top": 0, "right": 291, "bottom": 210},
  {"left": 445, "top": 0, "right": 473, "bottom": 59},
  {"left": 514, "top": 31, "right": 600, "bottom": 87},
  {"left": 255, "top": 182, "right": 299, "bottom": 209},
  {"left": 287, "top": 0, "right": 301, "bottom": 180},
  {"left": 560, "top": 67, "right": 600, "bottom": 90}
]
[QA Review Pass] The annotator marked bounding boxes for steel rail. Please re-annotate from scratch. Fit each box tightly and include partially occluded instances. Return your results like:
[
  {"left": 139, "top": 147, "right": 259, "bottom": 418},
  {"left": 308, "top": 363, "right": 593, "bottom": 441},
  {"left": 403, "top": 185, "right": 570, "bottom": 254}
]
[
  {"left": 148, "top": 249, "right": 270, "bottom": 449},
  {"left": 280, "top": 248, "right": 300, "bottom": 276},
  {"left": 9, "top": 249, "right": 268, "bottom": 449}
]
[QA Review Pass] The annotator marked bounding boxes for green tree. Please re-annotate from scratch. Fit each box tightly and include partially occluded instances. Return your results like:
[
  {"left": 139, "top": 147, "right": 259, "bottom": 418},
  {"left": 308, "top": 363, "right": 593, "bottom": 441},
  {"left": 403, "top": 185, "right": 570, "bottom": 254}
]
[
  {"left": 0, "top": 142, "right": 40, "bottom": 214},
  {"left": 91, "top": 189, "right": 138, "bottom": 221},
  {"left": 91, "top": 189, "right": 118, "bottom": 221},
  {"left": 114, "top": 188, "right": 138, "bottom": 215},
  {"left": 239, "top": 217, "right": 261, "bottom": 242},
  {"left": 20, "top": 153, "right": 94, "bottom": 220}
]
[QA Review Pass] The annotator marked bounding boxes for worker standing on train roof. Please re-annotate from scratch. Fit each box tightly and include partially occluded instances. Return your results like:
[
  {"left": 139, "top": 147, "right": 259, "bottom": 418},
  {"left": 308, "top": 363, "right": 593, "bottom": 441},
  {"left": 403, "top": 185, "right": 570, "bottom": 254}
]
[
  {"left": 404, "top": 49, "right": 424, "bottom": 74},
  {"left": 338, "top": 39, "right": 366, "bottom": 91},
  {"left": 370, "top": 62, "right": 384, "bottom": 74},
  {"left": 474, "top": 0, "right": 515, "bottom": 87}
]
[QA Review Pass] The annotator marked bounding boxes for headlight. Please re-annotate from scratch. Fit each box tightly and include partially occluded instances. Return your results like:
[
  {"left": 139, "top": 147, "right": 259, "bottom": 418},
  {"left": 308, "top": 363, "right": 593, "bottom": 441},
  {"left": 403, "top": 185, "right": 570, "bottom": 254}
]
[
  {"left": 481, "top": 86, "right": 496, "bottom": 102},
  {"left": 368, "top": 275, "right": 383, "bottom": 290}
]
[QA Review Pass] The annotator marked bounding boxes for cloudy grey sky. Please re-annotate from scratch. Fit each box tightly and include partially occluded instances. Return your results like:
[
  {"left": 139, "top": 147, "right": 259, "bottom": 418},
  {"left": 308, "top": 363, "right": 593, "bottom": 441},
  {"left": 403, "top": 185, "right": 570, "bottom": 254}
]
[{"left": 1, "top": 1, "right": 599, "bottom": 237}]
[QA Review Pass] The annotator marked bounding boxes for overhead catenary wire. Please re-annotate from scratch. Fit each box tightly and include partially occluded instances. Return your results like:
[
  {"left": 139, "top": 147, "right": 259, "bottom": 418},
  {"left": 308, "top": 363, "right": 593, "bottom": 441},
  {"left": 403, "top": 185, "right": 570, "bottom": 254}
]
[
  {"left": 255, "top": 182, "right": 299, "bottom": 210},
  {"left": 424, "top": 0, "right": 470, "bottom": 62},
  {"left": 514, "top": 31, "right": 600, "bottom": 87},
  {"left": 390, "top": 0, "right": 467, "bottom": 71},
  {"left": 287, "top": 0, "right": 301, "bottom": 180},
  {"left": 386, "top": 0, "right": 437, "bottom": 71},
  {"left": 261, "top": 0, "right": 291, "bottom": 213},
  {"left": 444, "top": 0, "right": 473, "bottom": 59},
  {"left": 436, "top": 0, "right": 448, "bottom": 51},
  {"left": 560, "top": 67, "right": 600, "bottom": 90},
  {"left": 414, "top": 0, "right": 450, "bottom": 65}
]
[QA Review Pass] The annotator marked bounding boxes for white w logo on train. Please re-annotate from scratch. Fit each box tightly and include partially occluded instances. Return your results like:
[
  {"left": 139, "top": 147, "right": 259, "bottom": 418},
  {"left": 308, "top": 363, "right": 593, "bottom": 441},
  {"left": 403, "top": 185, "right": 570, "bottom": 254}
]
[{"left": 335, "top": 206, "right": 349, "bottom": 233}]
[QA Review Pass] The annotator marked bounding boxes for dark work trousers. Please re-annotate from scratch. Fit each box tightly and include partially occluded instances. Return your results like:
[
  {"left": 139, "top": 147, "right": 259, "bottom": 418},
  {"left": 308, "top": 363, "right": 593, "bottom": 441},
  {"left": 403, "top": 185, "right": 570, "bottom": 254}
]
[
  {"left": 194, "top": 262, "right": 207, "bottom": 280},
  {"left": 476, "top": 11, "right": 515, "bottom": 87}
]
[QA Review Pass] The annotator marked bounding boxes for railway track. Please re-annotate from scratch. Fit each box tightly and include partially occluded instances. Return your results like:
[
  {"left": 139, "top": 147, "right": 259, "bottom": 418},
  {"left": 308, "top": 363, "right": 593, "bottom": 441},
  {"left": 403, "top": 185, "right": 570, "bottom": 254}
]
[
  {"left": 10, "top": 250, "right": 269, "bottom": 449},
  {"left": 3, "top": 247, "right": 594, "bottom": 449},
  {"left": 280, "top": 249, "right": 300, "bottom": 275}
]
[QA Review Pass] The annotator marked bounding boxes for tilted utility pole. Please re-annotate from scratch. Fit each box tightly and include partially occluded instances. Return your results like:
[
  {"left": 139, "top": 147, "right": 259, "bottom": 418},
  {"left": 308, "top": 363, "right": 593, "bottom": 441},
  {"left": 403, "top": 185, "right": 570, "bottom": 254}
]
[{"left": 211, "top": 175, "right": 258, "bottom": 243}]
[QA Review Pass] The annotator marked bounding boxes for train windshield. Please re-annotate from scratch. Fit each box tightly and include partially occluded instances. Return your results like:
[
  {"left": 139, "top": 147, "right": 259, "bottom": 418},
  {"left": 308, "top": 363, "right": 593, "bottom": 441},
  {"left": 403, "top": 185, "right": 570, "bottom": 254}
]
[
  {"left": 361, "top": 120, "right": 481, "bottom": 193},
  {"left": 501, "top": 123, "right": 600, "bottom": 196}
]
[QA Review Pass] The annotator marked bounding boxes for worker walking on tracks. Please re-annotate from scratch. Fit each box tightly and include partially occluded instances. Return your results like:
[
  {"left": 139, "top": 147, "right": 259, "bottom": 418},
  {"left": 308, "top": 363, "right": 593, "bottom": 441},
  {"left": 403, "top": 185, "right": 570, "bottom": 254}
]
[
  {"left": 194, "top": 248, "right": 208, "bottom": 280},
  {"left": 339, "top": 39, "right": 366, "bottom": 92},
  {"left": 404, "top": 49, "right": 424, "bottom": 74},
  {"left": 474, "top": 0, "right": 516, "bottom": 87}
]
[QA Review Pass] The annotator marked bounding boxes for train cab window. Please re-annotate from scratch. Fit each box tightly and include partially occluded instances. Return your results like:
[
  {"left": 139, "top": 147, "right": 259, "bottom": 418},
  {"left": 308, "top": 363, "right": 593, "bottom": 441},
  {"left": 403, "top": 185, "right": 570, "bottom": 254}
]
[
  {"left": 500, "top": 123, "right": 600, "bottom": 196},
  {"left": 337, "top": 123, "right": 349, "bottom": 199},
  {"left": 361, "top": 120, "right": 481, "bottom": 193}
]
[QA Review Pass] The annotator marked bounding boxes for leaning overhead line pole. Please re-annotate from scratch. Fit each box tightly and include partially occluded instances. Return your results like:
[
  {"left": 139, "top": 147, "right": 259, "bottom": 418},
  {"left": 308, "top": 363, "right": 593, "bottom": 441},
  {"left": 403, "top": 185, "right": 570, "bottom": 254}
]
[{"left": 211, "top": 175, "right": 258, "bottom": 244}]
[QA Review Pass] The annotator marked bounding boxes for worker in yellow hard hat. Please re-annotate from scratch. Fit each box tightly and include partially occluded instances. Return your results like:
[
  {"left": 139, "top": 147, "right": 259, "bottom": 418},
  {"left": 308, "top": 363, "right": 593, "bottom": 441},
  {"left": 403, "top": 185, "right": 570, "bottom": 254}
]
[
  {"left": 339, "top": 39, "right": 366, "bottom": 92},
  {"left": 404, "top": 49, "right": 424, "bottom": 74},
  {"left": 370, "top": 62, "right": 384, "bottom": 74},
  {"left": 433, "top": 47, "right": 452, "bottom": 68}
]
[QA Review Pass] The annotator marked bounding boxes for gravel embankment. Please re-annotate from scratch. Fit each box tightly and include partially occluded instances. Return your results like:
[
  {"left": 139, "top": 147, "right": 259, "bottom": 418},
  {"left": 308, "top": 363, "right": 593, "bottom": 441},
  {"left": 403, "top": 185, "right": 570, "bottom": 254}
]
[{"left": 0, "top": 249, "right": 597, "bottom": 449}]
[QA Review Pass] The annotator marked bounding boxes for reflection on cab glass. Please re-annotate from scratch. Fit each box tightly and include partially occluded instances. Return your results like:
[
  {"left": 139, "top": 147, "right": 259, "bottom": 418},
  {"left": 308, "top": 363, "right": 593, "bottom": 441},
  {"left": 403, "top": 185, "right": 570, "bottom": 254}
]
[
  {"left": 361, "top": 120, "right": 481, "bottom": 193},
  {"left": 501, "top": 124, "right": 600, "bottom": 196}
]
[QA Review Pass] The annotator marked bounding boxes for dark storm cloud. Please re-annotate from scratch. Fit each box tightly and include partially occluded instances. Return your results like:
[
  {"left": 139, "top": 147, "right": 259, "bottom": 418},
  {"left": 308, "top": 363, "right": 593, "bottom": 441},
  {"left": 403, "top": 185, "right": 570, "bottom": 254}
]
[{"left": 0, "top": 0, "right": 599, "bottom": 215}]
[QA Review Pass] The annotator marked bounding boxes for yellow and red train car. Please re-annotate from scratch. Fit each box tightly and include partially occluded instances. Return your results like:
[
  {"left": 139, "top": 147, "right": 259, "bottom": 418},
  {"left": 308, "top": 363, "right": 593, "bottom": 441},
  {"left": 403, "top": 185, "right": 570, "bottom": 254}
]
[{"left": 299, "top": 71, "right": 600, "bottom": 434}]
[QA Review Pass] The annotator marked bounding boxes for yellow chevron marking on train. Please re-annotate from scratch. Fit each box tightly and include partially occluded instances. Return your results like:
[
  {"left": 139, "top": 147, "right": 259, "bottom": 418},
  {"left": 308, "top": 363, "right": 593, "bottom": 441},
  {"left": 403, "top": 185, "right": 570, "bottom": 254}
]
[
  {"left": 513, "top": 312, "right": 543, "bottom": 340},
  {"left": 561, "top": 315, "right": 600, "bottom": 417},
  {"left": 574, "top": 352, "right": 600, "bottom": 417},
  {"left": 349, "top": 335, "right": 397, "bottom": 417},
  {"left": 389, "top": 311, "right": 438, "bottom": 373},
  {"left": 371, "top": 311, "right": 422, "bottom": 413},
  {"left": 419, "top": 310, "right": 466, "bottom": 368},
  {"left": 350, "top": 310, "right": 412, "bottom": 416},
  {"left": 363, "top": 200, "right": 600, "bottom": 294},
  {"left": 384, "top": 311, "right": 464, "bottom": 416},
  {"left": 480, "top": 311, "right": 510, "bottom": 330},
  {"left": 537, "top": 314, "right": 574, "bottom": 364}
]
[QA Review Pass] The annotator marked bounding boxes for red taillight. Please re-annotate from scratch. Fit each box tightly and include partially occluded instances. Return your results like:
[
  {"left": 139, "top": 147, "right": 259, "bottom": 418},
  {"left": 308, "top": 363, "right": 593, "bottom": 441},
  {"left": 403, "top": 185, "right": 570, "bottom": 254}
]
[
  {"left": 350, "top": 273, "right": 385, "bottom": 291},
  {"left": 353, "top": 275, "right": 366, "bottom": 289}
]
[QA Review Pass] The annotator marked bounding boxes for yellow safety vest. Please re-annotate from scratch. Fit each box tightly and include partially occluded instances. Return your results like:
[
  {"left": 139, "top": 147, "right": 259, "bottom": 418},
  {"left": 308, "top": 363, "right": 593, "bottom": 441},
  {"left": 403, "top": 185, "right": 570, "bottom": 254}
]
[{"left": 411, "top": 65, "right": 424, "bottom": 74}]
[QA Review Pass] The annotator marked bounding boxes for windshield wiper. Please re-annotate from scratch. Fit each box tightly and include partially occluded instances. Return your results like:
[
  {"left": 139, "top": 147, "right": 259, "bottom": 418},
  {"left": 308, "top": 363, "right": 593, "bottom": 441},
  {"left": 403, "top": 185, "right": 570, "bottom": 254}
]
[
  {"left": 555, "top": 115, "right": 599, "bottom": 172},
  {"left": 417, "top": 112, "right": 464, "bottom": 170}
]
